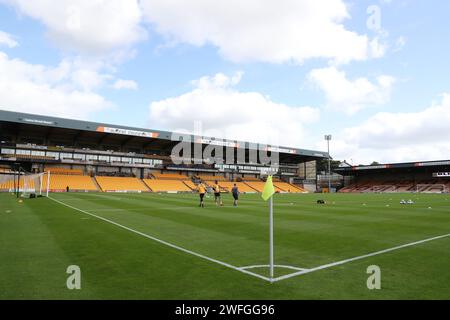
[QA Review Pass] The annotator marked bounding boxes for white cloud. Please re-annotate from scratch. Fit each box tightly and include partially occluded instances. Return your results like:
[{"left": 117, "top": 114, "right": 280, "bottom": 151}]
[
  {"left": 2, "top": 0, "right": 146, "bottom": 53},
  {"left": 113, "top": 79, "right": 138, "bottom": 90},
  {"left": 140, "top": 0, "right": 376, "bottom": 64},
  {"left": 324, "top": 94, "right": 450, "bottom": 164},
  {"left": 308, "top": 66, "right": 395, "bottom": 114},
  {"left": 0, "top": 30, "right": 18, "bottom": 48},
  {"left": 0, "top": 51, "right": 113, "bottom": 119},
  {"left": 149, "top": 72, "right": 320, "bottom": 147}
]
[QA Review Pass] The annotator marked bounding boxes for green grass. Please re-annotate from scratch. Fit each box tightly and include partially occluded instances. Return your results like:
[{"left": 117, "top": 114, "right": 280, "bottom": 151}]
[{"left": 0, "top": 191, "right": 449, "bottom": 299}]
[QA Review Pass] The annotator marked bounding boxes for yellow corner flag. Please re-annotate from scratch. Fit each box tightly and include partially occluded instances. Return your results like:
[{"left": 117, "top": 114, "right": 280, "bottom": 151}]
[{"left": 261, "top": 175, "right": 275, "bottom": 201}]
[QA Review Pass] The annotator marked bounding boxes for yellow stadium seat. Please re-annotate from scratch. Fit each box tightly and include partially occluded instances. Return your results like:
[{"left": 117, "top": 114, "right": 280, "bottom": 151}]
[
  {"left": 151, "top": 172, "right": 188, "bottom": 180},
  {"left": 243, "top": 181, "right": 283, "bottom": 193},
  {"left": 273, "top": 182, "right": 306, "bottom": 193},
  {"left": 217, "top": 182, "right": 258, "bottom": 193},
  {"left": 43, "top": 174, "right": 98, "bottom": 191},
  {"left": 198, "top": 175, "right": 227, "bottom": 181},
  {"left": 143, "top": 179, "right": 192, "bottom": 192},
  {"left": 95, "top": 176, "right": 149, "bottom": 192}
]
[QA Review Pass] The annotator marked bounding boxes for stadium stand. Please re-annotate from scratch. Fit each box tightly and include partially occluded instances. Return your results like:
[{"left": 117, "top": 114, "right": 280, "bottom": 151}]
[
  {"left": 239, "top": 176, "right": 260, "bottom": 181},
  {"left": 197, "top": 174, "right": 227, "bottom": 181},
  {"left": 95, "top": 176, "right": 149, "bottom": 192},
  {"left": 244, "top": 181, "right": 283, "bottom": 193},
  {"left": 183, "top": 180, "right": 197, "bottom": 190},
  {"left": 339, "top": 179, "right": 449, "bottom": 193},
  {"left": 0, "top": 177, "right": 25, "bottom": 191},
  {"left": 217, "top": 181, "right": 259, "bottom": 193},
  {"left": 0, "top": 110, "right": 330, "bottom": 195},
  {"left": 45, "top": 174, "right": 98, "bottom": 192},
  {"left": 143, "top": 179, "right": 192, "bottom": 192},
  {"left": 273, "top": 182, "right": 306, "bottom": 193},
  {"left": 45, "top": 167, "right": 84, "bottom": 175},
  {"left": 151, "top": 172, "right": 188, "bottom": 180}
]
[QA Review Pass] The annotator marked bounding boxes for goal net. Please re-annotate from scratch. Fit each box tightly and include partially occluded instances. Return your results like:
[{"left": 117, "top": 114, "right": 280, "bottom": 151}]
[{"left": 0, "top": 171, "right": 49, "bottom": 197}]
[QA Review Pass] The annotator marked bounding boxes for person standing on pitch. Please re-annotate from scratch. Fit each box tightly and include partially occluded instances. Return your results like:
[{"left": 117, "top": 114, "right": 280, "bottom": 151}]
[
  {"left": 231, "top": 183, "right": 239, "bottom": 207},
  {"left": 197, "top": 183, "right": 206, "bottom": 207},
  {"left": 213, "top": 180, "right": 223, "bottom": 206}
]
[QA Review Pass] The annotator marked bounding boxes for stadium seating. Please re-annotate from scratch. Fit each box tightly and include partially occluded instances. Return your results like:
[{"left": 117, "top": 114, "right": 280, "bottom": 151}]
[
  {"left": 95, "top": 176, "right": 149, "bottom": 192},
  {"left": 197, "top": 174, "right": 227, "bottom": 181},
  {"left": 151, "top": 172, "right": 188, "bottom": 180},
  {"left": 273, "top": 182, "right": 306, "bottom": 193},
  {"left": 239, "top": 176, "right": 260, "bottom": 181},
  {"left": 339, "top": 179, "right": 449, "bottom": 193},
  {"left": 45, "top": 174, "right": 98, "bottom": 191},
  {"left": 243, "top": 181, "right": 283, "bottom": 193},
  {"left": 45, "top": 167, "right": 84, "bottom": 175},
  {"left": 218, "top": 181, "right": 259, "bottom": 193},
  {"left": 0, "top": 175, "right": 27, "bottom": 191},
  {"left": 143, "top": 179, "right": 192, "bottom": 192},
  {"left": 183, "top": 180, "right": 197, "bottom": 190}
]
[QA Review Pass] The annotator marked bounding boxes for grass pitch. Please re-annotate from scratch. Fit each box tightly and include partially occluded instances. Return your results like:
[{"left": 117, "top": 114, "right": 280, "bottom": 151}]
[{"left": 1, "top": 192, "right": 449, "bottom": 299}]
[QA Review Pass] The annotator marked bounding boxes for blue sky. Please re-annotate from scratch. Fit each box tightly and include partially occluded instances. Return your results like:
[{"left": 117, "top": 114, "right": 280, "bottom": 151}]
[{"left": 1, "top": 0, "right": 450, "bottom": 164}]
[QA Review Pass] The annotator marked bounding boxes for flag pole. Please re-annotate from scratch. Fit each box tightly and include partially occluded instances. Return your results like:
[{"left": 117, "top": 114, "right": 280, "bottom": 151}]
[{"left": 269, "top": 196, "right": 274, "bottom": 282}]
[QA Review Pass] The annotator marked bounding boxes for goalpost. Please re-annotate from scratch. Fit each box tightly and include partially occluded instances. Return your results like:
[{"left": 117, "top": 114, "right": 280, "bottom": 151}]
[
  {"left": 21, "top": 172, "right": 50, "bottom": 198},
  {"left": 0, "top": 170, "right": 50, "bottom": 198}
]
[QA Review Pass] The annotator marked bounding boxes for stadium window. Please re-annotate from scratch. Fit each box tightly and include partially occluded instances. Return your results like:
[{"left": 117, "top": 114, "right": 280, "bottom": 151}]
[
  {"left": 98, "top": 155, "right": 109, "bottom": 162},
  {"left": 86, "top": 154, "right": 98, "bottom": 161},
  {"left": 60, "top": 153, "right": 73, "bottom": 159},
  {"left": 16, "top": 149, "right": 31, "bottom": 155},
  {"left": 31, "top": 150, "right": 45, "bottom": 157},
  {"left": 73, "top": 154, "right": 85, "bottom": 160},
  {"left": 1, "top": 148, "right": 15, "bottom": 155},
  {"left": 46, "top": 152, "right": 59, "bottom": 159},
  {"left": 121, "top": 157, "right": 132, "bottom": 164}
]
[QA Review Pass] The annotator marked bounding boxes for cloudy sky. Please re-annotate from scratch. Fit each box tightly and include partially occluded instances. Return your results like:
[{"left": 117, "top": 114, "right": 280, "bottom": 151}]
[{"left": 0, "top": 0, "right": 449, "bottom": 164}]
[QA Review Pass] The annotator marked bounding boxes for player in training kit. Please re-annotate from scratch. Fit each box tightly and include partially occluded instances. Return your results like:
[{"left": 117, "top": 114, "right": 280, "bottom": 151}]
[
  {"left": 231, "top": 183, "right": 239, "bottom": 206},
  {"left": 198, "top": 183, "right": 206, "bottom": 207},
  {"left": 213, "top": 180, "right": 223, "bottom": 206}
]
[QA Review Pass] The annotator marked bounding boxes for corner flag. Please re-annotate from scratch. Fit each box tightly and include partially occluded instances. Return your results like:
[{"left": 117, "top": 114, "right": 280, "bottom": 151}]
[
  {"left": 262, "top": 175, "right": 276, "bottom": 281},
  {"left": 262, "top": 176, "right": 275, "bottom": 201}
]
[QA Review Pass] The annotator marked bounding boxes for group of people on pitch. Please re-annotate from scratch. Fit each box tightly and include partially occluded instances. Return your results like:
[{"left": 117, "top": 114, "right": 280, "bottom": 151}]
[{"left": 197, "top": 180, "right": 239, "bottom": 207}]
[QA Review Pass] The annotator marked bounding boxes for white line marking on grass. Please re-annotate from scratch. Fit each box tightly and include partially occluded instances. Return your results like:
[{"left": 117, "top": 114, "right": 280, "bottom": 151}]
[
  {"left": 273, "top": 232, "right": 450, "bottom": 282},
  {"left": 48, "top": 196, "right": 272, "bottom": 283},
  {"left": 239, "top": 265, "right": 308, "bottom": 272}
]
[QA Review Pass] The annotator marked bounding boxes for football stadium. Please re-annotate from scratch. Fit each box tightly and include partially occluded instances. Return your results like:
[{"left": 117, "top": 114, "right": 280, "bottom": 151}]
[{"left": 1, "top": 109, "right": 449, "bottom": 300}]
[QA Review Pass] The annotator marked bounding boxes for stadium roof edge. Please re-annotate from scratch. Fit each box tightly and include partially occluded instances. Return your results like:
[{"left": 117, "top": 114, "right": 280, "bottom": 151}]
[
  {"left": 0, "top": 109, "right": 328, "bottom": 159},
  {"left": 335, "top": 159, "right": 450, "bottom": 173}
]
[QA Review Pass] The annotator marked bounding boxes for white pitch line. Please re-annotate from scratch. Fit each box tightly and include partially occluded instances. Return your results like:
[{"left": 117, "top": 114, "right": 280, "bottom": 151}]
[
  {"left": 48, "top": 196, "right": 272, "bottom": 283},
  {"left": 239, "top": 265, "right": 308, "bottom": 272},
  {"left": 273, "top": 232, "right": 450, "bottom": 282}
]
